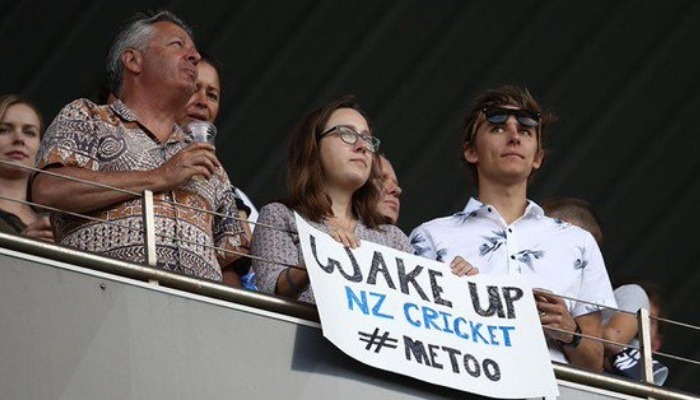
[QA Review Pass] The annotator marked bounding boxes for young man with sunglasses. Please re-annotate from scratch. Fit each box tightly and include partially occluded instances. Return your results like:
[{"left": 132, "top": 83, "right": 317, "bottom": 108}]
[{"left": 409, "top": 85, "right": 616, "bottom": 372}]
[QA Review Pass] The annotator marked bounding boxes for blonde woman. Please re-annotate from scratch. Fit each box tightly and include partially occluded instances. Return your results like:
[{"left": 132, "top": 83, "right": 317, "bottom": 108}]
[{"left": 0, "top": 95, "right": 52, "bottom": 240}]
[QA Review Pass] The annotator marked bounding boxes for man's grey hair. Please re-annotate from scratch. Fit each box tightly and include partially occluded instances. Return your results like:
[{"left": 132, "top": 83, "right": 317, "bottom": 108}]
[{"left": 106, "top": 10, "right": 194, "bottom": 95}]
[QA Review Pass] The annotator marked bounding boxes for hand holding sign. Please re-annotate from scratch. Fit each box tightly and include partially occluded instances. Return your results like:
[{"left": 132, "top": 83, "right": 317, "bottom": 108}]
[
  {"left": 450, "top": 256, "right": 479, "bottom": 277},
  {"left": 535, "top": 289, "right": 578, "bottom": 342},
  {"left": 326, "top": 217, "right": 360, "bottom": 248},
  {"left": 295, "top": 212, "right": 558, "bottom": 398}
]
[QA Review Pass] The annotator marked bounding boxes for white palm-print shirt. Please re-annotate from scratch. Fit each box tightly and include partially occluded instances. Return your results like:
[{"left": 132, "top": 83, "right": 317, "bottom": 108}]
[{"left": 410, "top": 197, "right": 617, "bottom": 365}]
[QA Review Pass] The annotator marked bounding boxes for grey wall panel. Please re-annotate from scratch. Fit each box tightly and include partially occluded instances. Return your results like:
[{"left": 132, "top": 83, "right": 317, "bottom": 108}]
[
  {"left": 0, "top": 251, "right": 473, "bottom": 399},
  {"left": 0, "top": 250, "right": 653, "bottom": 400}
]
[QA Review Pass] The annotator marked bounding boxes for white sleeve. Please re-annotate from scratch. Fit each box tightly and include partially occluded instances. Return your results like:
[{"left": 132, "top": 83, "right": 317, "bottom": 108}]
[
  {"left": 572, "top": 232, "right": 617, "bottom": 317},
  {"left": 234, "top": 188, "right": 259, "bottom": 225},
  {"left": 614, "top": 284, "right": 650, "bottom": 313},
  {"left": 408, "top": 224, "right": 438, "bottom": 260}
]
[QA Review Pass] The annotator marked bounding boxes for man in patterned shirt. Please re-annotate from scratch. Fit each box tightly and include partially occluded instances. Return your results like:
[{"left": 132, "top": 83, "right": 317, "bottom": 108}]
[
  {"left": 32, "top": 11, "right": 246, "bottom": 281},
  {"left": 409, "top": 85, "right": 616, "bottom": 371}
]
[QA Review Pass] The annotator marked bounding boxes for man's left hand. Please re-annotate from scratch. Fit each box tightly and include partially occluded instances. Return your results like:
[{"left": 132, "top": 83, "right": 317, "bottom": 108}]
[{"left": 535, "top": 289, "right": 578, "bottom": 342}]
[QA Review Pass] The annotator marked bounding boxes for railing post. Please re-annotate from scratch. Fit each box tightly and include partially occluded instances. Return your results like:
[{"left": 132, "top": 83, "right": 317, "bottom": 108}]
[
  {"left": 142, "top": 190, "right": 157, "bottom": 268},
  {"left": 637, "top": 307, "right": 654, "bottom": 387}
]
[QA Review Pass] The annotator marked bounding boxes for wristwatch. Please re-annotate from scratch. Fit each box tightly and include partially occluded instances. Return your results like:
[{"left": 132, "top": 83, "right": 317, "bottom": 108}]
[{"left": 557, "top": 321, "right": 582, "bottom": 348}]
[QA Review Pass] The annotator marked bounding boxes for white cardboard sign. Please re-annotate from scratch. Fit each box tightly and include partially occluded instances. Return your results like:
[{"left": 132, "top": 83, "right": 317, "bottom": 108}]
[{"left": 295, "top": 213, "right": 558, "bottom": 398}]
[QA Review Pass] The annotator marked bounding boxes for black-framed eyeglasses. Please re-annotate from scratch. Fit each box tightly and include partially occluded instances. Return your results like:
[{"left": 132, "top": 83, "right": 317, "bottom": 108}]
[
  {"left": 481, "top": 106, "right": 541, "bottom": 128},
  {"left": 317, "top": 125, "right": 381, "bottom": 153}
]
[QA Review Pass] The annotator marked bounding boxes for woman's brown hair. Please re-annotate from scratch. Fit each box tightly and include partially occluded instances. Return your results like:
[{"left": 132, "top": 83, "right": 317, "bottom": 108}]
[{"left": 283, "top": 95, "right": 385, "bottom": 229}]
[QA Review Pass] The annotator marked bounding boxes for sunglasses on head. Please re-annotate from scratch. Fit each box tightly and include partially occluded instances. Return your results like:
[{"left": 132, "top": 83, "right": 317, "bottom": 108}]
[{"left": 481, "top": 106, "right": 541, "bottom": 128}]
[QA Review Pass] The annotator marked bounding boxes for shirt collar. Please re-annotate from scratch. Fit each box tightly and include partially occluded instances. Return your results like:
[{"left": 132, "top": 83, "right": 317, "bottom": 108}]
[
  {"left": 463, "top": 197, "right": 545, "bottom": 220},
  {"left": 109, "top": 99, "right": 138, "bottom": 122},
  {"left": 463, "top": 197, "right": 484, "bottom": 214},
  {"left": 524, "top": 200, "right": 545, "bottom": 218},
  {"left": 109, "top": 99, "right": 188, "bottom": 143}
]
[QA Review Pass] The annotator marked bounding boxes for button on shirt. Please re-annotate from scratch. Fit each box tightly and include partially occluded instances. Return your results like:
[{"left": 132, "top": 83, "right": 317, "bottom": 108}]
[
  {"left": 35, "top": 98, "right": 245, "bottom": 281},
  {"left": 409, "top": 197, "right": 616, "bottom": 364}
]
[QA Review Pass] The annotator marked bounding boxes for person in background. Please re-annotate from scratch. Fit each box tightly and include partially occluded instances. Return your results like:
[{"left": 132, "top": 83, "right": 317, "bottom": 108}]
[
  {"left": 541, "top": 196, "right": 667, "bottom": 384},
  {"left": 410, "top": 85, "right": 616, "bottom": 371},
  {"left": 540, "top": 196, "right": 603, "bottom": 246},
  {"left": 601, "top": 279, "right": 668, "bottom": 384},
  {"left": 177, "top": 50, "right": 257, "bottom": 289},
  {"left": 375, "top": 153, "right": 472, "bottom": 277},
  {"left": 637, "top": 281, "right": 664, "bottom": 353},
  {"left": 376, "top": 155, "right": 401, "bottom": 225},
  {"left": 251, "top": 95, "right": 412, "bottom": 304},
  {"left": 0, "top": 95, "right": 52, "bottom": 241},
  {"left": 32, "top": 11, "right": 246, "bottom": 281}
]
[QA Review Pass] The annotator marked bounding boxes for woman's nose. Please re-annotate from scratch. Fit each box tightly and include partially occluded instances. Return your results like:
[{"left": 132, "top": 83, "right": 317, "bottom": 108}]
[
  {"left": 194, "top": 91, "right": 207, "bottom": 107},
  {"left": 12, "top": 130, "right": 26, "bottom": 145},
  {"left": 353, "top": 138, "right": 368, "bottom": 153}
]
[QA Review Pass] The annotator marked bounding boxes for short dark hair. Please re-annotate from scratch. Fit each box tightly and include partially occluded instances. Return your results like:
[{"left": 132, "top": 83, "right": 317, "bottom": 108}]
[
  {"left": 541, "top": 196, "right": 603, "bottom": 246},
  {"left": 197, "top": 50, "right": 222, "bottom": 98},
  {"left": 106, "top": 10, "right": 194, "bottom": 95},
  {"left": 283, "top": 95, "right": 384, "bottom": 229},
  {"left": 460, "top": 84, "right": 556, "bottom": 182},
  {"left": 198, "top": 50, "right": 221, "bottom": 76}
]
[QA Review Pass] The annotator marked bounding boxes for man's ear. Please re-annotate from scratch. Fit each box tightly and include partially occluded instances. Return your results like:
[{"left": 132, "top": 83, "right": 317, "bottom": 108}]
[
  {"left": 532, "top": 148, "right": 544, "bottom": 170},
  {"left": 121, "top": 49, "right": 143, "bottom": 75},
  {"left": 463, "top": 144, "right": 478, "bottom": 164}
]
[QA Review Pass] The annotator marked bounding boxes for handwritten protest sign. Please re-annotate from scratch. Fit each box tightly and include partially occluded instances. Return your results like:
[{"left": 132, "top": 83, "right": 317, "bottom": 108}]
[{"left": 295, "top": 213, "right": 558, "bottom": 398}]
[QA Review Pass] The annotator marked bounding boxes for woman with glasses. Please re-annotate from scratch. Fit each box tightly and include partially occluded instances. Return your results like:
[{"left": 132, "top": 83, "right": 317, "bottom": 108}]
[
  {"left": 251, "top": 95, "right": 412, "bottom": 303},
  {"left": 0, "top": 94, "right": 53, "bottom": 240}
]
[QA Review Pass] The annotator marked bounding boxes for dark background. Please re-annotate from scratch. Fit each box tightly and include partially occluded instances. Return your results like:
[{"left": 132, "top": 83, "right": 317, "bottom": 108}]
[{"left": 1, "top": 0, "right": 698, "bottom": 393}]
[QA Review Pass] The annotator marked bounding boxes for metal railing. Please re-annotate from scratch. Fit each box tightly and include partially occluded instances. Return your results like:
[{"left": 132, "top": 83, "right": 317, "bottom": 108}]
[
  {"left": 539, "top": 291, "right": 700, "bottom": 369},
  {"left": 1, "top": 159, "right": 301, "bottom": 270},
  {"left": 1, "top": 159, "right": 699, "bottom": 399}
]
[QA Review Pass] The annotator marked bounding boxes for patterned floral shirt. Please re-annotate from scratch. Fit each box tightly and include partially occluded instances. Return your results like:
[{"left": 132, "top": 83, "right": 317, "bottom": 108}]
[
  {"left": 36, "top": 99, "right": 245, "bottom": 281},
  {"left": 409, "top": 197, "right": 616, "bottom": 364}
]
